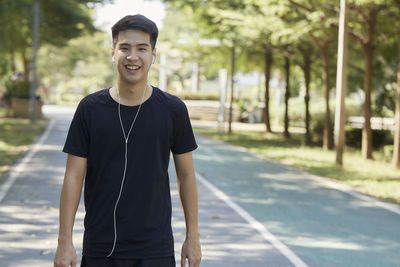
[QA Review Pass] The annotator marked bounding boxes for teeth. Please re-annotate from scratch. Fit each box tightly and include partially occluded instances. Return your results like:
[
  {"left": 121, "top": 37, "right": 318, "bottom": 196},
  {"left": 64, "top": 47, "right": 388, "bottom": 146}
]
[{"left": 126, "top": 65, "right": 140, "bottom": 70}]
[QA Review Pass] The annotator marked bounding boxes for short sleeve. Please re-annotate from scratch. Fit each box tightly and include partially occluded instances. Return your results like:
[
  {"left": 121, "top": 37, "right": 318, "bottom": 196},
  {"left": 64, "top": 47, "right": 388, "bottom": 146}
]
[
  {"left": 63, "top": 100, "right": 90, "bottom": 158},
  {"left": 171, "top": 101, "right": 198, "bottom": 154}
]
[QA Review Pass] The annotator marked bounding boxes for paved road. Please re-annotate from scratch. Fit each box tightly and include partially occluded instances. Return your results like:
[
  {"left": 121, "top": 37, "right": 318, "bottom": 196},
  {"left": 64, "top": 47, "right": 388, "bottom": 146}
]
[
  {"left": 0, "top": 105, "right": 399, "bottom": 266},
  {"left": 192, "top": 128, "right": 400, "bottom": 266}
]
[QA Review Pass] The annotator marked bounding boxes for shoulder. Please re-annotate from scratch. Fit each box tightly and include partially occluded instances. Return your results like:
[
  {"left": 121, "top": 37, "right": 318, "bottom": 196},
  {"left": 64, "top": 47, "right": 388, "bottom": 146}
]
[
  {"left": 73, "top": 89, "right": 109, "bottom": 119},
  {"left": 79, "top": 88, "right": 109, "bottom": 107},
  {"left": 153, "top": 86, "right": 184, "bottom": 105},
  {"left": 75, "top": 88, "right": 110, "bottom": 115},
  {"left": 152, "top": 87, "right": 187, "bottom": 112}
]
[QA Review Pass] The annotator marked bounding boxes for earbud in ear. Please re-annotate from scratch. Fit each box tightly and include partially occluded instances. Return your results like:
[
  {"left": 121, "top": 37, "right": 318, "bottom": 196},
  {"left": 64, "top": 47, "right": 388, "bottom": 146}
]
[
  {"left": 112, "top": 56, "right": 115, "bottom": 63},
  {"left": 152, "top": 56, "right": 155, "bottom": 64}
]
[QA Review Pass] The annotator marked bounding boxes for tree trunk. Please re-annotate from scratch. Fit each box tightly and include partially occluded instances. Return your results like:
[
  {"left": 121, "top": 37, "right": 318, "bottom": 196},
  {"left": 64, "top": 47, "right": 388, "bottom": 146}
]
[
  {"left": 264, "top": 47, "right": 273, "bottom": 133},
  {"left": 320, "top": 43, "right": 333, "bottom": 150},
  {"left": 302, "top": 48, "right": 312, "bottom": 146},
  {"left": 11, "top": 50, "right": 16, "bottom": 74},
  {"left": 22, "top": 49, "right": 30, "bottom": 81},
  {"left": 358, "top": 4, "right": 379, "bottom": 160},
  {"left": 284, "top": 55, "right": 290, "bottom": 138},
  {"left": 228, "top": 46, "right": 235, "bottom": 134},
  {"left": 361, "top": 44, "right": 374, "bottom": 159},
  {"left": 29, "top": 0, "right": 40, "bottom": 123},
  {"left": 392, "top": 39, "right": 400, "bottom": 167}
]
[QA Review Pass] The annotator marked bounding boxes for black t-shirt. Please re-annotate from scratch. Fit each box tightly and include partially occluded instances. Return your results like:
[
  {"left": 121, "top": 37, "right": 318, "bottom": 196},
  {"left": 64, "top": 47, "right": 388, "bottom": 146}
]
[{"left": 63, "top": 86, "right": 197, "bottom": 259}]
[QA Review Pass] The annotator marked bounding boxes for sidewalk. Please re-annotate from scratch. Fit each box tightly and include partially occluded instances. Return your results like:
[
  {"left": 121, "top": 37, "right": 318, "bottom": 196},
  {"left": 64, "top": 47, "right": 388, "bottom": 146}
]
[{"left": 0, "top": 106, "right": 295, "bottom": 266}]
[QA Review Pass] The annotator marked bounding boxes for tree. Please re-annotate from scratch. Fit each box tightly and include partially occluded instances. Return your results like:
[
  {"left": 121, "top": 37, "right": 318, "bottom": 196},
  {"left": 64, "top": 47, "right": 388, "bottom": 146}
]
[
  {"left": 266, "top": 1, "right": 316, "bottom": 139},
  {"left": 393, "top": 39, "right": 400, "bottom": 167},
  {"left": 283, "top": 50, "right": 291, "bottom": 138},
  {"left": 392, "top": 0, "right": 400, "bottom": 167},
  {"left": 346, "top": 0, "right": 391, "bottom": 159},
  {"left": 286, "top": 0, "right": 339, "bottom": 150},
  {"left": 162, "top": 0, "right": 257, "bottom": 133},
  {"left": 243, "top": 1, "right": 281, "bottom": 133},
  {"left": 162, "top": 0, "right": 284, "bottom": 134},
  {"left": 37, "top": 31, "right": 114, "bottom": 100},
  {"left": 0, "top": 0, "right": 108, "bottom": 80},
  {"left": 263, "top": 46, "right": 273, "bottom": 133},
  {"left": 297, "top": 43, "right": 314, "bottom": 145}
]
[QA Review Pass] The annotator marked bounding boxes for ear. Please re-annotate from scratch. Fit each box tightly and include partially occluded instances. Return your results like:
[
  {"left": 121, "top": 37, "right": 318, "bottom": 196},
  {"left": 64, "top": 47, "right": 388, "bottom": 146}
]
[
  {"left": 111, "top": 49, "right": 115, "bottom": 62},
  {"left": 152, "top": 48, "right": 157, "bottom": 64}
]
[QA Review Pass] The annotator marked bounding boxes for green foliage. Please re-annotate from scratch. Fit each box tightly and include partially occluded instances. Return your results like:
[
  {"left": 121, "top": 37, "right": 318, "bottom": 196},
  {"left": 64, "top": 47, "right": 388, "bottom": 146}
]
[
  {"left": 0, "top": 0, "right": 100, "bottom": 50},
  {"left": 267, "top": 95, "right": 362, "bottom": 146},
  {"left": 4, "top": 80, "right": 31, "bottom": 103},
  {"left": 345, "top": 128, "right": 393, "bottom": 149},
  {"left": 0, "top": 0, "right": 110, "bottom": 81},
  {"left": 36, "top": 30, "right": 114, "bottom": 103},
  {"left": 0, "top": 0, "right": 31, "bottom": 53},
  {"left": 174, "top": 91, "right": 219, "bottom": 101},
  {"left": 374, "top": 84, "right": 396, "bottom": 117},
  {"left": 158, "top": 5, "right": 227, "bottom": 84},
  {"left": 0, "top": 57, "right": 10, "bottom": 78},
  {"left": 237, "top": 97, "right": 252, "bottom": 121},
  {"left": 160, "top": 0, "right": 400, "bottom": 141}
]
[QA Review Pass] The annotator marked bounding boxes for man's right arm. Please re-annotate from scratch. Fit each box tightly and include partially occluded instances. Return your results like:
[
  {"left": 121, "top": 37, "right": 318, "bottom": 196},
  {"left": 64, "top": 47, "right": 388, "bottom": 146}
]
[{"left": 54, "top": 154, "right": 87, "bottom": 267}]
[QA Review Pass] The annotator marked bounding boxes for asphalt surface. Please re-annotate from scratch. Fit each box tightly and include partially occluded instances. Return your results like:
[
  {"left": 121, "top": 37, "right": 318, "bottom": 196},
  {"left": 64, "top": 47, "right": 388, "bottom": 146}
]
[{"left": 0, "top": 105, "right": 399, "bottom": 266}]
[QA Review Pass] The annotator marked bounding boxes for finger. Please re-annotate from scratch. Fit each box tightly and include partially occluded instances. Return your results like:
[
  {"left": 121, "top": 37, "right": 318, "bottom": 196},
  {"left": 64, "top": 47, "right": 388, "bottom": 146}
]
[
  {"left": 188, "top": 258, "right": 197, "bottom": 267},
  {"left": 181, "top": 254, "right": 186, "bottom": 267},
  {"left": 190, "top": 257, "right": 200, "bottom": 267}
]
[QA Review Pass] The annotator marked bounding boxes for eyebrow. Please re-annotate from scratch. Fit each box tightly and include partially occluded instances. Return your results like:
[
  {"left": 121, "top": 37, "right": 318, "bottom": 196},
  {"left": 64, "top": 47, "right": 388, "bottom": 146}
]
[{"left": 118, "top": 42, "right": 150, "bottom": 47}]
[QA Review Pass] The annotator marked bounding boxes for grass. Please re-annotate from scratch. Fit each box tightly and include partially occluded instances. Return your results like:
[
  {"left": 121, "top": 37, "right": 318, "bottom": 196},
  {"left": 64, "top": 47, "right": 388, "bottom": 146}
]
[
  {"left": 194, "top": 127, "right": 400, "bottom": 205},
  {"left": 0, "top": 118, "right": 48, "bottom": 181},
  {"left": 0, "top": 107, "right": 7, "bottom": 117}
]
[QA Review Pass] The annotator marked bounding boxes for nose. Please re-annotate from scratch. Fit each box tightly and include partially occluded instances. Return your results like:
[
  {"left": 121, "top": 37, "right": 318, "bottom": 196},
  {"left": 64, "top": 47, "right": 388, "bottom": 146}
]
[{"left": 126, "top": 50, "right": 139, "bottom": 61}]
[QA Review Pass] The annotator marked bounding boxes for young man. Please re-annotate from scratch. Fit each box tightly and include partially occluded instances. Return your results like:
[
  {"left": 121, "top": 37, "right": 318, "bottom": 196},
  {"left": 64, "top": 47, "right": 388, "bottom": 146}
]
[{"left": 54, "top": 15, "right": 201, "bottom": 267}]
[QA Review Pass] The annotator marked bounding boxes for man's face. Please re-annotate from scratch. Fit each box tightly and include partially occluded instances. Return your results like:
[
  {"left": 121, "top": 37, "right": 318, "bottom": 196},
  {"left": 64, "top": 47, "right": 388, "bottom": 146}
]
[{"left": 112, "top": 29, "right": 156, "bottom": 86}]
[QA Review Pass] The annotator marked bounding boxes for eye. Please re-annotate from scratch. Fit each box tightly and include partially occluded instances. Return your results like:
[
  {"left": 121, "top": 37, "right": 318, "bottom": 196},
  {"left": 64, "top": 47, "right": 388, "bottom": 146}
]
[
  {"left": 139, "top": 47, "right": 147, "bottom": 51},
  {"left": 120, "top": 47, "right": 128, "bottom": 52}
]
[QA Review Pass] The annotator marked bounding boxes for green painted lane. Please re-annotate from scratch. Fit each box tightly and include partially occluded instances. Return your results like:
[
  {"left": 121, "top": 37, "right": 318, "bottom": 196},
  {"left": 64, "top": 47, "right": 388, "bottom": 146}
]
[{"left": 193, "top": 135, "right": 400, "bottom": 267}]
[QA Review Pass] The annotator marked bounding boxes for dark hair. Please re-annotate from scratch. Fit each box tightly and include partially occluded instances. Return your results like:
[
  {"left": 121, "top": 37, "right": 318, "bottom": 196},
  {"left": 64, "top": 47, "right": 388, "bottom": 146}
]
[{"left": 111, "top": 14, "right": 158, "bottom": 49}]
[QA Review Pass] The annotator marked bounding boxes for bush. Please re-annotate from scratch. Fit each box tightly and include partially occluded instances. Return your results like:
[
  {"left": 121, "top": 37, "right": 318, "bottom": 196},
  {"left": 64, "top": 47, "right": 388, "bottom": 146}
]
[
  {"left": 345, "top": 128, "right": 362, "bottom": 148},
  {"left": 309, "top": 111, "right": 334, "bottom": 146},
  {"left": 345, "top": 128, "right": 393, "bottom": 149},
  {"left": 174, "top": 91, "right": 219, "bottom": 101},
  {"left": 4, "top": 80, "right": 31, "bottom": 104}
]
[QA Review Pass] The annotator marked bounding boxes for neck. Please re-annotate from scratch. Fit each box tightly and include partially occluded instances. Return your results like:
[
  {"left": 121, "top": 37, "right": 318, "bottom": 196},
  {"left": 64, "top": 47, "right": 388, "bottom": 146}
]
[{"left": 113, "top": 81, "right": 152, "bottom": 106}]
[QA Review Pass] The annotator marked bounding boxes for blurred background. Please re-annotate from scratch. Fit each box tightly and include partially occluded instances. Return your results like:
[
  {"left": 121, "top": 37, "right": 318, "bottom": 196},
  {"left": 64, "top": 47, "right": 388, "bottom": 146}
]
[{"left": 0, "top": 0, "right": 400, "bottom": 203}]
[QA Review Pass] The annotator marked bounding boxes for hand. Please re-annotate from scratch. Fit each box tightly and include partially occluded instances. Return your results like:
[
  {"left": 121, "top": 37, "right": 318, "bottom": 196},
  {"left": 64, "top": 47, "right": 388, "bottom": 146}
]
[
  {"left": 181, "top": 236, "right": 201, "bottom": 267},
  {"left": 54, "top": 242, "right": 77, "bottom": 267}
]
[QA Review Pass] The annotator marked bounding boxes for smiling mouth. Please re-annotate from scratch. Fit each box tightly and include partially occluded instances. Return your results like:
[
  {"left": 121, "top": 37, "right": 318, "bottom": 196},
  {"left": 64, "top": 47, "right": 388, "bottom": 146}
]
[{"left": 126, "top": 65, "right": 140, "bottom": 70}]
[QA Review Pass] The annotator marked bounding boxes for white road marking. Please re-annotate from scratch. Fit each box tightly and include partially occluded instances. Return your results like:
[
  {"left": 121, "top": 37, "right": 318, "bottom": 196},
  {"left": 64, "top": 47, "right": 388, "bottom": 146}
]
[
  {"left": 196, "top": 172, "right": 308, "bottom": 267},
  {"left": 198, "top": 136, "right": 400, "bottom": 216},
  {"left": 0, "top": 119, "right": 56, "bottom": 203}
]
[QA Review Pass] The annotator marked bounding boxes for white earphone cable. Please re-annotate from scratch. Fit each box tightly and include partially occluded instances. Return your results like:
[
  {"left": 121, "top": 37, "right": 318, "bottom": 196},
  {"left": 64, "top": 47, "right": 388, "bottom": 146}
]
[{"left": 107, "top": 84, "right": 148, "bottom": 257}]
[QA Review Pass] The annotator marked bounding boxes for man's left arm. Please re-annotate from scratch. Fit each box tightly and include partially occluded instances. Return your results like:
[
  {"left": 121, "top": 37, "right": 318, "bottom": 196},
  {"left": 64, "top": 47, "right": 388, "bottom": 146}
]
[{"left": 173, "top": 151, "right": 201, "bottom": 267}]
